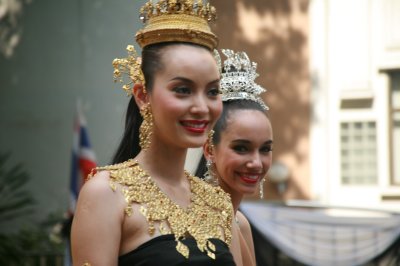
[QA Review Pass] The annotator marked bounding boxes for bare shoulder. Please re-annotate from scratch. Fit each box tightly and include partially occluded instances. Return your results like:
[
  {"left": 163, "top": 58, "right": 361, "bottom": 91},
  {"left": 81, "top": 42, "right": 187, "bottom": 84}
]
[
  {"left": 71, "top": 170, "right": 126, "bottom": 265},
  {"left": 75, "top": 171, "right": 126, "bottom": 225},
  {"left": 77, "top": 171, "right": 122, "bottom": 205},
  {"left": 237, "top": 210, "right": 256, "bottom": 266},
  {"left": 236, "top": 211, "right": 255, "bottom": 252},
  {"left": 236, "top": 210, "right": 252, "bottom": 234},
  {"left": 81, "top": 170, "right": 113, "bottom": 195}
]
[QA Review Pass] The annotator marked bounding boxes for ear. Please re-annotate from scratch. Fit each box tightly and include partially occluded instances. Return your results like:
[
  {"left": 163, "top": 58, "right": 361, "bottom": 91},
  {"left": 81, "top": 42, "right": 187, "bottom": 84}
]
[
  {"left": 132, "top": 83, "right": 148, "bottom": 109},
  {"left": 203, "top": 140, "right": 214, "bottom": 161}
]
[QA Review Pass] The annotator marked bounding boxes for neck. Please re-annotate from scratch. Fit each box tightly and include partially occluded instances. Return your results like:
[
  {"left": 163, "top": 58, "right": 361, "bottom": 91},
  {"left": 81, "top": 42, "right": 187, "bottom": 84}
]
[
  {"left": 230, "top": 193, "right": 243, "bottom": 214},
  {"left": 135, "top": 140, "right": 188, "bottom": 183},
  {"left": 219, "top": 182, "right": 243, "bottom": 213}
]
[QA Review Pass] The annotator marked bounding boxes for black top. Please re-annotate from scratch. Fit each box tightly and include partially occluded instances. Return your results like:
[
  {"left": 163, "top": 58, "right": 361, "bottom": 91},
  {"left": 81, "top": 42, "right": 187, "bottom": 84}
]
[{"left": 118, "top": 234, "right": 236, "bottom": 266}]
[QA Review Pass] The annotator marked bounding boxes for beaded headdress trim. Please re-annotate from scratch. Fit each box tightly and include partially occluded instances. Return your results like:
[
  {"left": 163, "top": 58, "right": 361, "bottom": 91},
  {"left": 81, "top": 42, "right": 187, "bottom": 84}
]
[{"left": 219, "top": 49, "right": 269, "bottom": 110}]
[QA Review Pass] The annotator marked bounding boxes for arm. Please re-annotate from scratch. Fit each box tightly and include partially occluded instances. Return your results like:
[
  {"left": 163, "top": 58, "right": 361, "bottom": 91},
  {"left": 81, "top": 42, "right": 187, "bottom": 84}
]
[
  {"left": 237, "top": 211, "right": 256, "bottom": 266},
  {"left": 71, "top": 171, "right": 125, "bottom": 266}
]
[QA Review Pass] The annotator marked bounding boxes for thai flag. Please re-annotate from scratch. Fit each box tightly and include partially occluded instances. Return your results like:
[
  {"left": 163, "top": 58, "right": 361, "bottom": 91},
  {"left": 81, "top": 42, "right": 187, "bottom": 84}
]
[
  {"left": 65, "top": 102, "right": 97, "bottom": 265},
  {"left": 69, "top": 102, "right": 97, "bottom": 214}
]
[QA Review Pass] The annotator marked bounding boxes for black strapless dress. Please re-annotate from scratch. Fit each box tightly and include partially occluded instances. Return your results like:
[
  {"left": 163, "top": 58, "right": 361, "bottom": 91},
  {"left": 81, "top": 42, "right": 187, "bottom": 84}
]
[{"left": 118, "top": 234, "right": 236, "bottom": 266}]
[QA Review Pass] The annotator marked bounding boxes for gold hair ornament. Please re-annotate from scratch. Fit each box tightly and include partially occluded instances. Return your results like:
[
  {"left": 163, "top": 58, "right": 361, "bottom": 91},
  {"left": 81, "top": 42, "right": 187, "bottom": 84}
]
[
  {"left": 219, "top": 49, "right": 269, "bottom": 110},
  {"left": 113, "top": 45, "right": 145, "bottom": 96},
  {"left": 136, "top": 0, "right": 218, "bottom": 50}
]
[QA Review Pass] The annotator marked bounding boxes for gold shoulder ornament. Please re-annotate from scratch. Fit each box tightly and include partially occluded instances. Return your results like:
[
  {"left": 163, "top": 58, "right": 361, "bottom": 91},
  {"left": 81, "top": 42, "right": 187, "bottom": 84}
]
[{"left": 90, "top": 159, "right": 233, "bottom": 259}]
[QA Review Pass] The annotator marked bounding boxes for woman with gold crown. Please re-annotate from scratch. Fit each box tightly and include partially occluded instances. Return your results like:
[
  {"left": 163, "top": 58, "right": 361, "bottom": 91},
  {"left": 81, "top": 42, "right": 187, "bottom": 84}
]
[
  {"left": 71, "top": 1, "right": 242, "bottom": 265},
  {"left": 196, "top": 49, "right": 274, "bottom": 266}
]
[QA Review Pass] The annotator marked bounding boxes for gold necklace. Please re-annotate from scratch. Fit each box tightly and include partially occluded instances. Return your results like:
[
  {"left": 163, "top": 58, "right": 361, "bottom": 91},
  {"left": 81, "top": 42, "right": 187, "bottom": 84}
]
[{"left": 90, "top": 159, "right": 233, "bottom": 259}]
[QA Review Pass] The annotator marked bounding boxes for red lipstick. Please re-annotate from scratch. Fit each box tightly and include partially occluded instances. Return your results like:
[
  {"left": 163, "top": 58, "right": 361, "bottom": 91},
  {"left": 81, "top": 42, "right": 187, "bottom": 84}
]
[
  {"left": 239, "top": 173, "right": 261, "bottom": 184},
  {"left": 180, "top": 120, "right": 208, "bottom": 133}
]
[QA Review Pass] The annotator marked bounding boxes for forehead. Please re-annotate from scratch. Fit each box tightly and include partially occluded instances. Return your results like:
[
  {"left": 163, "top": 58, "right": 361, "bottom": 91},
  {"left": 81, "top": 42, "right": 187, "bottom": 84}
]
[
  {"left": 223, "top": 109, "right": 272, "bottom": 140},
  {"left": 160, "top": 44, "right": 218, "bottom": 74}
]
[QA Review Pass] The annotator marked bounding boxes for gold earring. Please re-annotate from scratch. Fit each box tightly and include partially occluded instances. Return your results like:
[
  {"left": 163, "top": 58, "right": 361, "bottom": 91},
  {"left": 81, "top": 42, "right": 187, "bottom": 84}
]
[
  {"left": 207, "top": 130, "right": 215, "bottom": 153},
  {"left": 204, "top": 130, "right": 218, "bottom": 185},
  {"left": 139, "top": 103, "right": 153, "bottom": 150}
]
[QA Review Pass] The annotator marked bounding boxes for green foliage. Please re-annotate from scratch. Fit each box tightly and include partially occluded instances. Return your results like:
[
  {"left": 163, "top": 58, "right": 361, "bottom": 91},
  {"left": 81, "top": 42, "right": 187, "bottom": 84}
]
[
  {"left": 0, "top": 153, "right": 35, "bottom": 224},
  {"left": 0, "top": 153, "right": 65, "bottom": 265}
]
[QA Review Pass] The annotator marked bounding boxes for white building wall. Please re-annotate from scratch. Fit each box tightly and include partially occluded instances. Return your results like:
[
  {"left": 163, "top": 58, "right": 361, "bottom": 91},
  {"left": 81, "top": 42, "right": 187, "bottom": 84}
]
[{"left": 310, "top": 0, "right": 400, "bottom": 211}]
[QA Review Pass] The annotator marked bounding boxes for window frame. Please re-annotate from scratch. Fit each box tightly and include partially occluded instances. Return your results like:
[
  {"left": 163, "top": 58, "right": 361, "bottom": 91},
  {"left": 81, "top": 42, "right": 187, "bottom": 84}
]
[{"left": 389, "top": 71, "right": 400, "bottom": 186}]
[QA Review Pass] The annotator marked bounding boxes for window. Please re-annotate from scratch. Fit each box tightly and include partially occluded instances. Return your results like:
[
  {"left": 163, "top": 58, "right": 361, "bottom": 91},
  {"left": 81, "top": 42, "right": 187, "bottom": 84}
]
[
  {"left": 340, "top": 121, "right": 377, "bottom": 185},
  {"left": 390, "top": 72, "right": 400, "bottom": 185}
]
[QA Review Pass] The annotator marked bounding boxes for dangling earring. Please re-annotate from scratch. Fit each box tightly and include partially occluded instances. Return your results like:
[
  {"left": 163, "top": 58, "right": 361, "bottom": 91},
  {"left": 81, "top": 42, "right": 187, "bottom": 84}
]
[
  {"left": 259, "top": 177, "right": 265, "bottom": 199},
  {"left": 204, "top": 159, "right": 218, "bottom": 186},
  {"left": 204, "top": 130, "right": 218, "bottom": 185},
  {"left": 139, "top": 103, "right": 153, "bottom": 150}
]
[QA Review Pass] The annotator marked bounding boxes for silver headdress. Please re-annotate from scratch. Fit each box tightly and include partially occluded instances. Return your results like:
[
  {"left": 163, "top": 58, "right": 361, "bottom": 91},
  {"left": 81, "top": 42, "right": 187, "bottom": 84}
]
[{"left": 219, "top": 49, "right": 268, "bottom": 110}]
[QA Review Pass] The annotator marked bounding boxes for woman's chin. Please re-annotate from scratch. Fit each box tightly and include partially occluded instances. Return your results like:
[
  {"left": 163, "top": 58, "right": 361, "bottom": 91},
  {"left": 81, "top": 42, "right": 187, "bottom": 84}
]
[{"left": 184, "top": 137, "right": 207, "bottom": 148}]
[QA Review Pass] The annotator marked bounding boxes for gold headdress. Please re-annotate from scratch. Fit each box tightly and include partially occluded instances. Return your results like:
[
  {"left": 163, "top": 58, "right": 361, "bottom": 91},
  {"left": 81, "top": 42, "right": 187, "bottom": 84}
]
[
  {"left": 136, "top": 0, "right": 218, "bottom": 50},
  {"left": 219, "top": 49, "right": 269, "bottom": 110},
  {"left": 113, "top": 0, "right": 218, "bottom": 96}
]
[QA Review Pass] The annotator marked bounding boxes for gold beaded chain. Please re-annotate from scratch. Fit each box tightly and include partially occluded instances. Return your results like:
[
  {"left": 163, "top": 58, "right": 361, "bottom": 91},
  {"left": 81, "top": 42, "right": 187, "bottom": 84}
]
[{"left": 88, "top": 159, "right": 233, "bottom": 259}]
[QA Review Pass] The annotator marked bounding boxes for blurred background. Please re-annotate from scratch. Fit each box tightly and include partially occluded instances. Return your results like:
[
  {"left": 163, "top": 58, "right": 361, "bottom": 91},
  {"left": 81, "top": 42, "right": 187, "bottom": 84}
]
[{"left": 0, "top": 0, "right": 399, "bottom": 265}]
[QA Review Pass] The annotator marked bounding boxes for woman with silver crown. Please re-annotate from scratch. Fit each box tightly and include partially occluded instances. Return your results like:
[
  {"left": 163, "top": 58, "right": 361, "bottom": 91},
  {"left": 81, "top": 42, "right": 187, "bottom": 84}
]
[
  {"left": 71, "top": 1, "right": 242, "bottom": 265},
  {"left": 196, "top": 49, "right": 274, "bottom": 266}
]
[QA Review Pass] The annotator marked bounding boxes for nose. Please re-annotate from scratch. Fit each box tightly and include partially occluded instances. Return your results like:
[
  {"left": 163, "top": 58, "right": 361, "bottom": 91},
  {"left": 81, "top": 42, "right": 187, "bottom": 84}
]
[
  {"left": 190, "top": 94, "right": 208, "bottom": 115},
  {"left": 246, "top": 153, "right": 263, "bottom": 170}
]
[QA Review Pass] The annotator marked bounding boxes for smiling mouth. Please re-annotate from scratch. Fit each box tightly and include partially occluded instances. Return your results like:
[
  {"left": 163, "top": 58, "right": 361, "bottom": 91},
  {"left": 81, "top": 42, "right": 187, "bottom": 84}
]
[
  {"left": 239, "top": 173, "right": 262, "bottom": 184},
  {"left": 180, "top": 120, "right": 208, "bottom": 133}
]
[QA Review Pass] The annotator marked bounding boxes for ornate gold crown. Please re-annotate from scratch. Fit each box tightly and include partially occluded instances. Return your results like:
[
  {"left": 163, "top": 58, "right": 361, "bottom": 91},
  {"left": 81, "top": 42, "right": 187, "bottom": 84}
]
[
  {"left": 219, "top": 49, "right": 269, "bottom": 110},
  {"left": 135, "top": 0, "right": 218, "bottom": 50}
]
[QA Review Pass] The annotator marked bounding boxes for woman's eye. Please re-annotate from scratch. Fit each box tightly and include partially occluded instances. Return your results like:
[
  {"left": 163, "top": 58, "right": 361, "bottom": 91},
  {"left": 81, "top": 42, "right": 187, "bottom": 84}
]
[
  {"left": 261, "top": 145, "right": 273, "bottom": 153},
  {"left": 208, "top": 87, "right": 221, "bottom": 96},
  {"left": 173, "top": 86, "right": 191, "bottom": 95},
  {"left": 232, "top": 145, "right": 248, "bottom": 153}
]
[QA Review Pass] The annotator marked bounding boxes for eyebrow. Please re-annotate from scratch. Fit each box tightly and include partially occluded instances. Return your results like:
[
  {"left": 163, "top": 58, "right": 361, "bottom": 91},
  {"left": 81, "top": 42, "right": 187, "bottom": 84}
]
[
  {"left": 170, "top": 76, "right": 220, "bottom": 86},
  {"left": 231, "top": 139, "right": 273, "bottom": 145}
]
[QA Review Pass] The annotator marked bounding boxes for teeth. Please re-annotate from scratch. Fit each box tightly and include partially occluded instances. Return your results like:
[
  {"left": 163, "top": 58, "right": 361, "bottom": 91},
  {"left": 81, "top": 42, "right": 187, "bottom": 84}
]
[
  {"left": 183, "top": 122, "right": 205, "bottom": 128},
  {"left": 243, "top": 175, "right": 259, "bottom": 180}
]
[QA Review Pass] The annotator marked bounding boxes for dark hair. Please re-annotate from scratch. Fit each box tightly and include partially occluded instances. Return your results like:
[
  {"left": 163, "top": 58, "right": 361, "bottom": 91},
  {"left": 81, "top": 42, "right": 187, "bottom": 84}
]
[
  {"left": 195, "top": 99, "right": 267, "bottom": 178},
  {"left": 112, "top": 42, "right": 210, "bottom": 164}
]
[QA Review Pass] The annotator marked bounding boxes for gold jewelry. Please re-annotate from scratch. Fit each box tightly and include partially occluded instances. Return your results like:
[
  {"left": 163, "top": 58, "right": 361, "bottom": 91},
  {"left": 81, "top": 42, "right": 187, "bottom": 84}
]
[
  {"left": 113, "top": 45, "right": 145, "bottom": 96},
  {"left": 206, "top": 129, "right": 215, "bottom": 153},
  {"left": 91, "top": 159, "right": 233, "bottom": 259},
  {"left": 136, "top": 0, "right": 218, "bottom": 50},
  {"left": 213, "top": 49, "right": 222, "bottom": 74},
  {"left": 259, "top": 176, "right": 265, "bottom": 199},
  {"left": 139, "top": 103, "right": 153, "bottom": 150}
]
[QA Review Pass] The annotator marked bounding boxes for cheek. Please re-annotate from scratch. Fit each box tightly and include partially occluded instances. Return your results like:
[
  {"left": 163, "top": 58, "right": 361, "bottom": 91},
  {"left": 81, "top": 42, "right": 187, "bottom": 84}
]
[
  {"left": 213, "top": 101, "right": 223, "bottom": 116},
  {"left": 217, "top": 157, "right": 243, "bottom": 175},
  {"left": 263, "top": 155, "right": 273, "bottom": 170},
  {"left": 209, "top": 101, "right": 222, "bottom": 120},
  {"left": 152, "top": 98, "right": 185, "bottom": 119}
]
